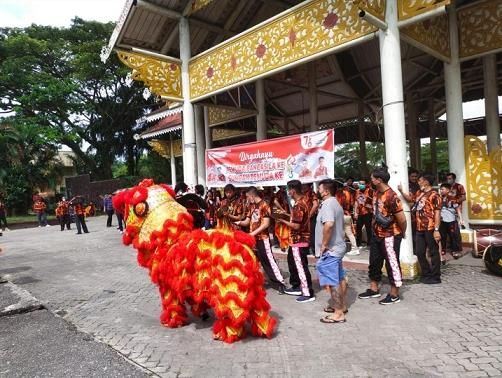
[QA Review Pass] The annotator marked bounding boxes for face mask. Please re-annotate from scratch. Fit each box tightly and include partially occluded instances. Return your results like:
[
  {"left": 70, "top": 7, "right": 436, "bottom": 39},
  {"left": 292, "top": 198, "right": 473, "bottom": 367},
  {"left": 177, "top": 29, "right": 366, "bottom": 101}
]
[
  {"left": 447, "top": 179, "right": 454, "bottom": 185},
  {"left": 359, "top": 185, "right": 366, "bottom": 191}
]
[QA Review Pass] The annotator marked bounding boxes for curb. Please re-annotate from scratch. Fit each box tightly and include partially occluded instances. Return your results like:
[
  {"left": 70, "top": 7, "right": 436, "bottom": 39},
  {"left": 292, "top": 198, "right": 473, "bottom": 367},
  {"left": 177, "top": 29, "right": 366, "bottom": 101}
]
[{"left": 0, "top": 281, "right": 44, "bottom": 317}]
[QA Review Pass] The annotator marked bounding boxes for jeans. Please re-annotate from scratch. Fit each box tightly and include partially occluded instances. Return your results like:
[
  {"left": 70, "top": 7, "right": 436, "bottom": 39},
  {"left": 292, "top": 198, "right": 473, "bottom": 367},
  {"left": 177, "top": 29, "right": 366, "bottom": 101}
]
[
  {"left": 116, "top": 213, "right": 124, "bottom": 231},
  {"left": 106, "top": 210, "right": 114, "bottom": 227},
  {"left": 0, "top": 211, "right": 7, "bottom": 229},
  {"left": 75, "top": 215, "right": 89, "bottom": 234},
  {"left": 58, "top": 214, "right": 71, "bottom": 230},
  {"left": 37, "top": 212, "right": 47, "bottom": 227}
]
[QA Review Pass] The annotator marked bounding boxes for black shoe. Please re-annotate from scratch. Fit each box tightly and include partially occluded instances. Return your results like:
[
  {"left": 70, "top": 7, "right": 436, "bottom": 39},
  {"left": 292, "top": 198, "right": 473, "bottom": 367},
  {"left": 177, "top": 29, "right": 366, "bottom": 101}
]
[
  {"left": 423, "top": 277, "right": 441, "bottom": 284},
  {"left": 379, "top": 294, "right": 401, "bottom": 305},
  {"left": 76, "top": 232, "right": 82, "bottom": 234},
  {"left": 358, "top": 289, "right": 381, "bottom": 299},
  {"left": 84, "top": 231, "right": 89, "bottom": 233},
  {"left": 284, "top": 287, "right": 302, "bottom": 296},
  {"left": 201, "top": 312, "right": 210, "bottom": 321},
  {"left": 277, "top": 285, "right": 286, "bottom": 295}
]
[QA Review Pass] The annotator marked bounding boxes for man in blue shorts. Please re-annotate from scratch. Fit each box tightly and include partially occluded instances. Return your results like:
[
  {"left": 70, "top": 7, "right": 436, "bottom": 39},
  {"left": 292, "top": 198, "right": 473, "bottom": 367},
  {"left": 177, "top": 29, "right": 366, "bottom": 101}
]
[{"left": 315, "top": 179, "right": 348, "bottom": 323}]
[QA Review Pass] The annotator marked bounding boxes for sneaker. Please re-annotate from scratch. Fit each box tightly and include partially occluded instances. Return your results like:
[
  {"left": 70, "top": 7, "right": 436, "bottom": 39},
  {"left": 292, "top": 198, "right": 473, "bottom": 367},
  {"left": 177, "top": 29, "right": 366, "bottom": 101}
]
[
  {"left": 4, "top": 228, "right": 9, "bottom": 231},
  {"left": 358, "top": 289, "right": 381, "bottom": 299},
  {"left": 277, "top": 284, "right": 286, "bottom": 295},
  {"left": 296, "top": 296, "right": 316, "bottom": 303},
  {"left": 45, "top": 224, "right": 51, "bottom": 227},
  {"left": 346, "top": 249, "right": 360, "bottom": 256},
  {"left": 284, "top": 287, "right": 302, "bottom": 296},
  {"left": 379, "top": 294, "right": 400, "bottom": 305}
]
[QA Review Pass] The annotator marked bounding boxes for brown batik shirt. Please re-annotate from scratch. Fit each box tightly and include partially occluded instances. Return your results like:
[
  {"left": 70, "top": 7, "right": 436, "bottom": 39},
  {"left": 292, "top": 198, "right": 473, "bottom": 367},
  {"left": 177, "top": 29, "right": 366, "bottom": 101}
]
[
  {"left": 414, "top": 189, "right": 441, "bottom": 232},
  {"left": 247, "top": 200, "right": 271, "bottom": 240},
  {"left": 289, "top": 196, "right": 310, "bottom": 245},
  {"left": 373, "top": 188, "right": 404, "bottom": 238}
]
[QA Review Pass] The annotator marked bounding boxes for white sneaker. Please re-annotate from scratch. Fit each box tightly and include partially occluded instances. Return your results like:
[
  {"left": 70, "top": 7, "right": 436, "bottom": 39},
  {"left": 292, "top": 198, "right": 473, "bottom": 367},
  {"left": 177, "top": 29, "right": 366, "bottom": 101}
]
[
  {"left": 38, "top": 225, "right": 42, "bottom": 228},
  {"left": 4, "top": 228, "right": 9, "bottom": 231},
  {"left": 346, "top": 249, "right": 361, "bottom": 256},
  {"left": 45, "top": 224, "right": 51, "bottom": 227}
]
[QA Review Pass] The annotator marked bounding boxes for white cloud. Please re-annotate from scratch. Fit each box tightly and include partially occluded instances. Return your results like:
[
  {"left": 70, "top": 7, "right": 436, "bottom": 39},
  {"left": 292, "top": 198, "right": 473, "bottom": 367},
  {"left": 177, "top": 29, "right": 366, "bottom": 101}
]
[{"left": 0, "top": 0, "right": 125, "bottom": 28}]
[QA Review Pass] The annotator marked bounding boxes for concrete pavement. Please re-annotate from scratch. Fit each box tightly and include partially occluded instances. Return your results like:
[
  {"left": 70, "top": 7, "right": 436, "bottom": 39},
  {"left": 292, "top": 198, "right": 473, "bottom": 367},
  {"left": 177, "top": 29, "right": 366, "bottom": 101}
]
[{"left": 1, "top": 216, "right": 501, "bottom": 377}]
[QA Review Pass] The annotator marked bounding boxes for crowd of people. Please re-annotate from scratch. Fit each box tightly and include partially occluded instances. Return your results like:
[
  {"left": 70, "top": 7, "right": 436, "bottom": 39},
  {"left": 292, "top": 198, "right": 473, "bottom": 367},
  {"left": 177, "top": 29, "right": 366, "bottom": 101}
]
[{"left": 174, "top": 166, "right": 466, "bottom": 322}]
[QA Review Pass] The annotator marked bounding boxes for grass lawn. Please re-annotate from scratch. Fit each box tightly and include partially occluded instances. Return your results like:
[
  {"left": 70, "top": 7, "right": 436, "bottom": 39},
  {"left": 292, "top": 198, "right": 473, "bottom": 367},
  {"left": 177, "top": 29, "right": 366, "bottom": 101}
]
[{"left": 6, "top": 215, "right": 57, "bottom": 224}]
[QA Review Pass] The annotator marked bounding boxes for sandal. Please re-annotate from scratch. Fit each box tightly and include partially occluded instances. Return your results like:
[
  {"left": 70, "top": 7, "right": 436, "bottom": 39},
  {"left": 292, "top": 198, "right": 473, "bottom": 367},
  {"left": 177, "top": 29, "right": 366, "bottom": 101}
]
[
  {"left": 324, "top": 306, "right": 348, "bottom": 314},
  {"left": 320, "top": 315, "right": 346, "bottom": 324}
]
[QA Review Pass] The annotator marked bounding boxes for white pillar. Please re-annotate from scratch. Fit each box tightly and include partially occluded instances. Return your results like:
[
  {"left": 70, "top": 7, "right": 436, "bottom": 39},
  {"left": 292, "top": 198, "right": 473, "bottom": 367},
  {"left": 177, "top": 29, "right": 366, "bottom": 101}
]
[
  {"left": 256, "top": 79, "right": 266, "bottom": 141},
  {"left": 444, "top": 3, "right": 468, "bottom": 224},
  {"left": 428, "top": 98, "right": 438, "bottom": 180},
  {"left": 484, "top": 54, "right": 501, "bottom": 152},
  {"left": 194, "top": 105, "right": 206, "bottom": 186},
  {"left": 169, "top": 134, "right": 177, "bottom": 186},
  {"left": 204, "top": 106, "right": 212, "bottom": 149},
  {"left": 179, "top": 17, "right": 197, "bottom": 186},
  {"left": 406, "top": 95, "right": 419, "bottom": 169},
  {"left": 358, "top": 101, "right": 368, "bottom": 177},
  {"left": 309, "top": 62, "right": 318, "bottom": 131},
  {"left": 379, "top": 0, "right": 416, "bottom": 272}
]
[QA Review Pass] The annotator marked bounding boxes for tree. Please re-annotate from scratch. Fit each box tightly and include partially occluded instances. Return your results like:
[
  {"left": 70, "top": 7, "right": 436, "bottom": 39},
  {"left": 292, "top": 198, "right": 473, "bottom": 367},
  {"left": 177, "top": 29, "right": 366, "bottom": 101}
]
[
  {"left": 334, "top": 142, "right": 385, "bottom": 179},
  {"left": 0, "top": 119, "right": 63, "bottom": 214},
  {"left": 0, "top": 19, "right": 154, "bottom": 180},
  {"left": 421, "top": 139, "right": 450, "bottom": 178}
]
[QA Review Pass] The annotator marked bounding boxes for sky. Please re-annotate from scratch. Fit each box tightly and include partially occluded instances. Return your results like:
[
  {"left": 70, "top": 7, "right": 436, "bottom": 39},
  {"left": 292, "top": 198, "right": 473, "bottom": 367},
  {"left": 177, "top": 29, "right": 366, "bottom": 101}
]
[
  {"left": 0, "top": 0, "right": 124, "bottom": 28},
  {"left": 0, "top": 0, "right": 500, "bottom": 121}
]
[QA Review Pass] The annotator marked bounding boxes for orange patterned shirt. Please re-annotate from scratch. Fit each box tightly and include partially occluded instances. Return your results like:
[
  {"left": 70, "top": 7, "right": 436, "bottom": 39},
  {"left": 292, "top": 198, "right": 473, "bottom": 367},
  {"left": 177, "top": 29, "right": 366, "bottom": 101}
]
[
  {"left": 74, "top": 203, "right": 85, "bottom": 216},
  {"left": 216, "top": 195, "right": 244, "bottom": 230},
  {"left": 336, "top": 188, "right": 354, "bottom": 216},
  {"left": 413, "top": 190, "right": 441, "bottom": 232},
  {"left": 373, "top": 188, "right": 404, "bottom": 238},
  {"left": 289, "top": 196, "right": 310, "bottom": 245},
  {"left": 303, "top": 189, "right": 319, "bottom": 217},
  {"left": 33, "top": 200, "right": 46, "bottom": 214},
  {"left": 56, "top": 201, "right": 69, "bottom": 216},
  {"left": 355, "top": 187, "right": 374, "bottom": 216},
  {"left": 246, "top": 200, "right": 271, "bottom": 240},
  {"left": 449, "top": 182, "right": 466, "bottom": 204}
]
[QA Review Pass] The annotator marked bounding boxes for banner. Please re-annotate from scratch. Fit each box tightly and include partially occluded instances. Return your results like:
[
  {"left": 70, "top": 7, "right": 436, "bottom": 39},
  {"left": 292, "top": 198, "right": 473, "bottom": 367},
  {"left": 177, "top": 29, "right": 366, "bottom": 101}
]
[{"left": 206, "top": 130, "right": 335, "bottom": 187}]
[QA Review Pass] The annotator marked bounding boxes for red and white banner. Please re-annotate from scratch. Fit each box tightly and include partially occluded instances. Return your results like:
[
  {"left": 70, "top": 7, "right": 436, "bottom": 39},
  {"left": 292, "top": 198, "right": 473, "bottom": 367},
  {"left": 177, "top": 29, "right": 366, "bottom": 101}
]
[{"left": 206, "top": 130, "right": 335, "bottom": 187}]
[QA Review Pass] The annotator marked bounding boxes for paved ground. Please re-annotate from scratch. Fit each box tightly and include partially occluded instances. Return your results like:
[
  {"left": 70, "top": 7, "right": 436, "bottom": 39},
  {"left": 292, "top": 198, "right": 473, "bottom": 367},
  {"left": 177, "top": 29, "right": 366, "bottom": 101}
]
[{"left": 0, "top": 216, "right": 501, "bottom": 377}]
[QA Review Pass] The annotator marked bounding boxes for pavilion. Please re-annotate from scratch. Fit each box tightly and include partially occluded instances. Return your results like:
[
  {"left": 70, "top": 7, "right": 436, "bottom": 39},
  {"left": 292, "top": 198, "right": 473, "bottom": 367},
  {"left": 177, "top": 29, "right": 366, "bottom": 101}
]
[{"left": 104, "top": 0, "right": 502, "bottom": 276}]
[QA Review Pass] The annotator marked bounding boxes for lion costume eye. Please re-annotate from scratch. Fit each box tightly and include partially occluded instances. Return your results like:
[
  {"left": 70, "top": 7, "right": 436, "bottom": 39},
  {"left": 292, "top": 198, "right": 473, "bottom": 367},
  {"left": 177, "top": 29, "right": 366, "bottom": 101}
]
[{"left": 134, "top": 201, "right": 149, "bottom": 217}]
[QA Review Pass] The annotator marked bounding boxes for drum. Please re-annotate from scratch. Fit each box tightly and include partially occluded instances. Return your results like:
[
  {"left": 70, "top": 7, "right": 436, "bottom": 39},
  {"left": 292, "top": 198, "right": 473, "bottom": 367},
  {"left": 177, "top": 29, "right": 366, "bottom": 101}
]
[
  {"left": 473, "top": 229, "right": 502, "bottom": 258},
  {"left": 483, "top": 244, "right": 502, "bottom": 277}
]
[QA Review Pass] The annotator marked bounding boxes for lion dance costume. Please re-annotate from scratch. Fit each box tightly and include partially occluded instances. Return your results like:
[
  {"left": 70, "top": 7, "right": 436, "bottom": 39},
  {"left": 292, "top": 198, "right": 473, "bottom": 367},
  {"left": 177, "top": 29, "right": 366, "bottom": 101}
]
[{"left": 113, "top": 179, "right": 277, "bottom": 343}]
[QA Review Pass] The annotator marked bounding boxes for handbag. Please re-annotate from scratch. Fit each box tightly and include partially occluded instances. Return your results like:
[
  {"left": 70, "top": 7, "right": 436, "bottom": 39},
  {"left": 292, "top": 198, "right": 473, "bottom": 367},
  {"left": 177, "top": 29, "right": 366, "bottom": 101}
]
[{"left": 374, "top": 200, "right": 393, "bottom": 228}]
